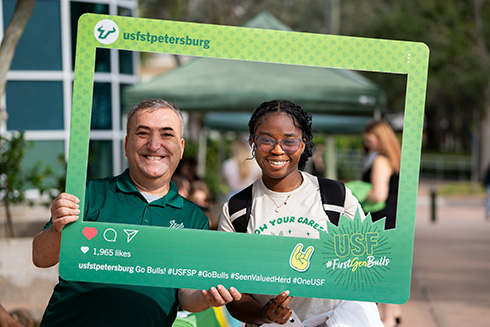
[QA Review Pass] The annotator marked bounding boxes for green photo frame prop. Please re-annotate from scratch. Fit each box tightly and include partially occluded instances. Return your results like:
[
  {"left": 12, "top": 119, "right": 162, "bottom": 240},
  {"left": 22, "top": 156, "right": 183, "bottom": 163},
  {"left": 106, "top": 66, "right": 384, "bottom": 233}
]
[{"left": 60, "top": 13, "right": 429, "bottom": 304}]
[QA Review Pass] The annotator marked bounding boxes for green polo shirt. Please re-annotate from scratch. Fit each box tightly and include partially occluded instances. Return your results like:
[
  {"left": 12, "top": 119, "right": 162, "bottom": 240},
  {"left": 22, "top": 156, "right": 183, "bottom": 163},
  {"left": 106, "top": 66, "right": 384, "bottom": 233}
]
[{"left": 40, "top": 169, "right": 209, "bottom": 327}]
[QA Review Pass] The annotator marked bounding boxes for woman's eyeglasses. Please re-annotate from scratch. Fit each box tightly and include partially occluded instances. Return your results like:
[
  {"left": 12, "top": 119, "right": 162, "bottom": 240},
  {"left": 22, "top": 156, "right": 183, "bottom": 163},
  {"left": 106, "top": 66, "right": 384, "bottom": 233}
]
[{"left": 254, "top": 135, "right": 303, "bottom": 154}]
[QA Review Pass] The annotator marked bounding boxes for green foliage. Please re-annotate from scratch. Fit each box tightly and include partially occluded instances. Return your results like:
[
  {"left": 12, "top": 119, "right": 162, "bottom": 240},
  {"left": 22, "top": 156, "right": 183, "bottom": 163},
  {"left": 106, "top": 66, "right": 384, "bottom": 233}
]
[
  {"left": 0, "top": 132, "right": 52, "bottom": 203},
  {"left": 335, "top": 135, "right": 364, "bottom": 151},
  {"left": 52, "top": 153, "right": 67, "bottom": 195},
  {"left": 203, "top": 137, "right": 223, "bottom": 200},
  {"left": 183, "top": 137, "right": 228, "bottom": 201},
  {"left": 0, "top": 132, "right": 53, "bottom": 237},
  {"left": 340, "top": 0, "right": 490, "bottom": 152},
  {"left": 436, "top": 181, "right": 486, "bottom": 197},
  {"left": 139, "top": 0, "right": 332, "bottom": 33},
  {"left": 139, "top": 0, "right": 490, "bottom": 155}
]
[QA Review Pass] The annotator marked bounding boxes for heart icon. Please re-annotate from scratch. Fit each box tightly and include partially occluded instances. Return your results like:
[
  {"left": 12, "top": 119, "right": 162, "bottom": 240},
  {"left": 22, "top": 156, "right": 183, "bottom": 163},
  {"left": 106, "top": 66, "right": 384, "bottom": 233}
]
[
  {"left": 82, "top": 227, "right": 98, "bottom": 240},
  {"left": 80, "top": 246, "right": 89, "bottom": 254}
]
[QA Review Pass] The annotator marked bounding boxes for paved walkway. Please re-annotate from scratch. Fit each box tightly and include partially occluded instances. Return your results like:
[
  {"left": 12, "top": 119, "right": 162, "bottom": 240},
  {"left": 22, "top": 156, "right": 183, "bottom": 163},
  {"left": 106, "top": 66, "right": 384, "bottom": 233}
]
[{"left": 400, "top": 182, "right": 490, "bottom": 327}]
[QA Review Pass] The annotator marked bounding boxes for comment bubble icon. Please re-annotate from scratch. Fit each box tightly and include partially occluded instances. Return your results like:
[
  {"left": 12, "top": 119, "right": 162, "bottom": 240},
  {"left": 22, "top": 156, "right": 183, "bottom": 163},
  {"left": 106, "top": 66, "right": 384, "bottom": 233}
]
[{"left": 103, "top": 228, "right": 117, "bottom": 242}]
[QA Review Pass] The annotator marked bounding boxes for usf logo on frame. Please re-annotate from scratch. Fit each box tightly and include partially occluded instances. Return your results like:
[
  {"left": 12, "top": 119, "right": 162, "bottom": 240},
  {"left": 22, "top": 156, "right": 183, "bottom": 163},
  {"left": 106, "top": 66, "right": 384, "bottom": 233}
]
[{"left": 94, "top": 19, "right": 119, "bottom": 44}]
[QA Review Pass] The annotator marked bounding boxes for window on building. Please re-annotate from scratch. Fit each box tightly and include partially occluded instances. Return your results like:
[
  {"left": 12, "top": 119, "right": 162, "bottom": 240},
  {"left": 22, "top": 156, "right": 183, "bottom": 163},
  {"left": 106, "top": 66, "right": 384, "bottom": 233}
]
[
  {"left": 91, "top": 82, "right": 112, "bottom": 130},
  {"left": 119, "top": 83, "right": 132, "bottom": 130},
  {"left": 88, "top": 140, "right": 113, "bottom": 179},
  {"left": 119, "top": 50, "right": 134, "bottom": 75},
  {"left": 3, "top": 0, "right": 62, "bottom": 70},
  {"left": 6, "top": 81, "right": 64, "bottom": 131},
  {"left": 71, "top": 1, "right": 110, "bottom": 72},
  {"left": 23, "top": 140, "right": 65, "bottom": 189}
]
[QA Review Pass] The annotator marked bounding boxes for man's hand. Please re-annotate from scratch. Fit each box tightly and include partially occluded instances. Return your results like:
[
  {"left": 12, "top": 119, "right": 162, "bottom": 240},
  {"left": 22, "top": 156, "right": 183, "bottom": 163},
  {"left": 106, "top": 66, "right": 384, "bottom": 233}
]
[
  {"left": 50, "top": 193, "right": 80, "bottom": 233},
  {"left": 32, "top": 193, "right": 80, "bottom": 268},
  {"left": 262, "top": 290, "right": 293, "bottom": 324}
]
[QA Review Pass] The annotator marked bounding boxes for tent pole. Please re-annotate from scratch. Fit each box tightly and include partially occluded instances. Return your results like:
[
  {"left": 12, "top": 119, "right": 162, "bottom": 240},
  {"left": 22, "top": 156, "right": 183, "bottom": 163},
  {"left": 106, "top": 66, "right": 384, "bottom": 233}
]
[{"left": 325, "top": 135, "right": 337, "bottom": 179}]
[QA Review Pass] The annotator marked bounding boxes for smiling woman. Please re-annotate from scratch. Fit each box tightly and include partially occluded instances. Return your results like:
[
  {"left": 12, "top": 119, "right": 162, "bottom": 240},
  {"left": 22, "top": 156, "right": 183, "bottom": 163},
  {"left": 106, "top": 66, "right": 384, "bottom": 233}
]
[
  {"left": 218, "top": 99, "right": 383, "bottom": 327},
  {"left": 247, "top": 100, "right": 309, "bottom": 192}
]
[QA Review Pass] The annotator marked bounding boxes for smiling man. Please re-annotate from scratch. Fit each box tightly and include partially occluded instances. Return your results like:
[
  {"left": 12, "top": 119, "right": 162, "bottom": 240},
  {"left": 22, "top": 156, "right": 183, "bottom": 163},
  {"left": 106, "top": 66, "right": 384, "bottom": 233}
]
[
  {"left": 32, "top": 99, "right": 241, "bottom": 327},
  {"left": 124, "top": 99, "right": 185, "bottom": 195}
]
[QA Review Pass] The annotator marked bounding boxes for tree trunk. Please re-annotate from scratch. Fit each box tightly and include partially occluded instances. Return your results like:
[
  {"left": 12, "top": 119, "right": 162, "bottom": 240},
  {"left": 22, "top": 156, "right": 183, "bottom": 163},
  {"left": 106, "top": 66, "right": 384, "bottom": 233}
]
[
  {"left": 474, "top": 0, "right": 490, "bottom": 176},
  {"left": 3, "top": 196, "right": 14, "bottom": 238},
  {"left": 0, "top": 0, "right": 36, "bottom": 125},
  {"left": 480, "top": 107, "right": 490, "bottom": 176}
]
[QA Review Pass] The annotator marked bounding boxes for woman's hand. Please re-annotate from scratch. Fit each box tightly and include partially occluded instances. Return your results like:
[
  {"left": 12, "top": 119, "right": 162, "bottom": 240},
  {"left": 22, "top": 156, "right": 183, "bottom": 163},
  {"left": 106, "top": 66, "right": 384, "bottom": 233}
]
[
  {"left": 261, "top": 290, "right": 293, "bottom": 324},
  {"left": 201, "top": 285, "right": 242, "bottom": 308}
]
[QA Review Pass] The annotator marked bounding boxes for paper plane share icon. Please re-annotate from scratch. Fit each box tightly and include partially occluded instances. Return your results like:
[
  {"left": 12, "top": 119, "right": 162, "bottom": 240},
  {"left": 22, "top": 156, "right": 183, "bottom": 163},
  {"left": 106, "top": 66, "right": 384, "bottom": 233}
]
[{"left": 123, "top": 229, "right": 139, "bottom": 243}]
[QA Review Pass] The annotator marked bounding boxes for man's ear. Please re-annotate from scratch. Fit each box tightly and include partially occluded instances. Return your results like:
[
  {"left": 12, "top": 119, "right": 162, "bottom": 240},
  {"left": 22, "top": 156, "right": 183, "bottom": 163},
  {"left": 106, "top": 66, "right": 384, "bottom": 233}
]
[
  {"left": 180, "top": 138, "right": 185, "bottom": 159},
  {"left": 124, "top": 136, "right": 128, "bottom": 157}
]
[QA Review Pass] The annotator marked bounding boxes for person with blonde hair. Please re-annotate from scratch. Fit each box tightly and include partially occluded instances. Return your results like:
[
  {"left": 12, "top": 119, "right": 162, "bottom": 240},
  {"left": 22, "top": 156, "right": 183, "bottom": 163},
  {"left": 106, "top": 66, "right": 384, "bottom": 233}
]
[
  {"left": 362, "top": 120, "right": 401, "bottom": 230},
  {"left": 362, "top": 120, "right": 402, "bottom": 327},
  {"left": 222, "top": 138, "right": 261, "bottom": 199}
]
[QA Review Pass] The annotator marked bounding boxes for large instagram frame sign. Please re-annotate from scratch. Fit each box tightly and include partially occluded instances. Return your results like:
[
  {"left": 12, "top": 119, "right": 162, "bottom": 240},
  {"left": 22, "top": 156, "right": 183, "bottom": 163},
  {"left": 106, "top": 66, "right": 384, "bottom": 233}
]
[{"left": 60, "top": 13, "right": 429, "bottom": 304}]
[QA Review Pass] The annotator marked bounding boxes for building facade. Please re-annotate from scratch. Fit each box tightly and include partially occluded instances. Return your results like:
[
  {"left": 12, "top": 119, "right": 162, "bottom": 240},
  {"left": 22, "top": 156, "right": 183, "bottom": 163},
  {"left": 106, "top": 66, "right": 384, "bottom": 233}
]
[{"left": 1, "top": 0, "right": 139, "bottom": 184}]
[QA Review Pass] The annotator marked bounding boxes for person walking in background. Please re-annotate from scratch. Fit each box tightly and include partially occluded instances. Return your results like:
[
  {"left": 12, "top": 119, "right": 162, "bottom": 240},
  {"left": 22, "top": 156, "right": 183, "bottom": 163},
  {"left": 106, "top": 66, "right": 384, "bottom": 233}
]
[
  {"left": 362, "top": 120, "right": 401, "bottom": 327},
  {"left": 222, "top": 138, "right": 261, "bottom": 199},
  {"left": 219, "top": 99, "right": 383, "bottom": 327},
  {"left": 188, "top": 179, "right": 217, "bottom": 229},
  {"left": 483, "top": 163, "right": 490, "bottom": 221},
  {"left": 172, "top": 174, "right": 191, "bottom": 198},
  {"left": 176, "top": 157, "right": 200, "bottom": 182},
  {"left": 311, "top": 143, "right": 326, "bottom": 177},
  {"left": 362, "top": 120, "right": 401, "bottom": 230}
]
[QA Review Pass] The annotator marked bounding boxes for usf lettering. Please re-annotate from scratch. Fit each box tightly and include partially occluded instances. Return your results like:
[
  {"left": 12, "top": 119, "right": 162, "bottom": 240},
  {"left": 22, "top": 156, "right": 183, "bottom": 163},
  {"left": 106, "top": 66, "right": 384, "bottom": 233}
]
[{"left": 334, "top": 232, "right": 379, "bottom": 257}]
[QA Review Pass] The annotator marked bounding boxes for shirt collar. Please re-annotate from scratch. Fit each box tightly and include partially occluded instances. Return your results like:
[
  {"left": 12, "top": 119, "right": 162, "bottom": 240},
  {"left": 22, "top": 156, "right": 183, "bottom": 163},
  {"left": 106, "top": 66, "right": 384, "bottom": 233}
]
[{"left": 116, "top": 169, "right": 184, "bottom": 208}]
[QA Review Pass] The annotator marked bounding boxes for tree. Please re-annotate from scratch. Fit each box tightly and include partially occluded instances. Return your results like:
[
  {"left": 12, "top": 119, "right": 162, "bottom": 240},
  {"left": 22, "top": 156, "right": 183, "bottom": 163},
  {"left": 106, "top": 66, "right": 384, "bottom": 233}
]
[
  {"left": 138, "top": 0, "right": 490, "bottom": 173},
  {"left": 0, "top": 0, "right": 37, "bottom": 237},
  {"left": 138, "top": 0, "right": 332, "bottom": 32},
  {"left": 0, "top": 132, "right": 51, "bottom": 237},
  {"left": 340, "top": 0, "right": 490, "bottom": 173},
  {"left": 0, "top": 0, "right": 36, "bottom": 126}
]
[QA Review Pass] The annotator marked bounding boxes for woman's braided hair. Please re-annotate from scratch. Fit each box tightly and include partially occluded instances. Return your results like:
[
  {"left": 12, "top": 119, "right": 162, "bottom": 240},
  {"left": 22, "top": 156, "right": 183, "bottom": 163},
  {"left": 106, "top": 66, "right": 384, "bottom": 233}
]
[{"left": 248, "top": 99, "right": 314, "bottom": 170}]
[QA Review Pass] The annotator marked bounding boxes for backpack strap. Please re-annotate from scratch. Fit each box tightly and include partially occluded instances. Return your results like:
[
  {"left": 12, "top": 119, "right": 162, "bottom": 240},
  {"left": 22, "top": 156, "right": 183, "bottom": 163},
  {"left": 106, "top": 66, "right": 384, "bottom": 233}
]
[
  {"left": 228, "top": 184, "right": 253, "bottom": 233},
  {"left": 317, "top": 177, "right": 346, "bottom": 226},
  {"left": 228, "top": 177, "right": 346, "bottom": 232}
]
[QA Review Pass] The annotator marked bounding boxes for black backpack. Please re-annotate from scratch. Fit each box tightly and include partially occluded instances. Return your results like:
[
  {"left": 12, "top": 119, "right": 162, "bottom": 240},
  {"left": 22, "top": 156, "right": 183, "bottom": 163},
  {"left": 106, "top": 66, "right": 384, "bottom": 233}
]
[{"left": 228, "top": 177, "right": 346, "bottom": 233}]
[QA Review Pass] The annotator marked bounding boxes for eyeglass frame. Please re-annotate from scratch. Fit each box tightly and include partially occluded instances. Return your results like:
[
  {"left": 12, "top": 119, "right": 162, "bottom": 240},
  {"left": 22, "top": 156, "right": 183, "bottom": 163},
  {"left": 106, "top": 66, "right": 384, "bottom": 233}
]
[{"left": 253, "top": 134, "right": 304, "bottom": 154}]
